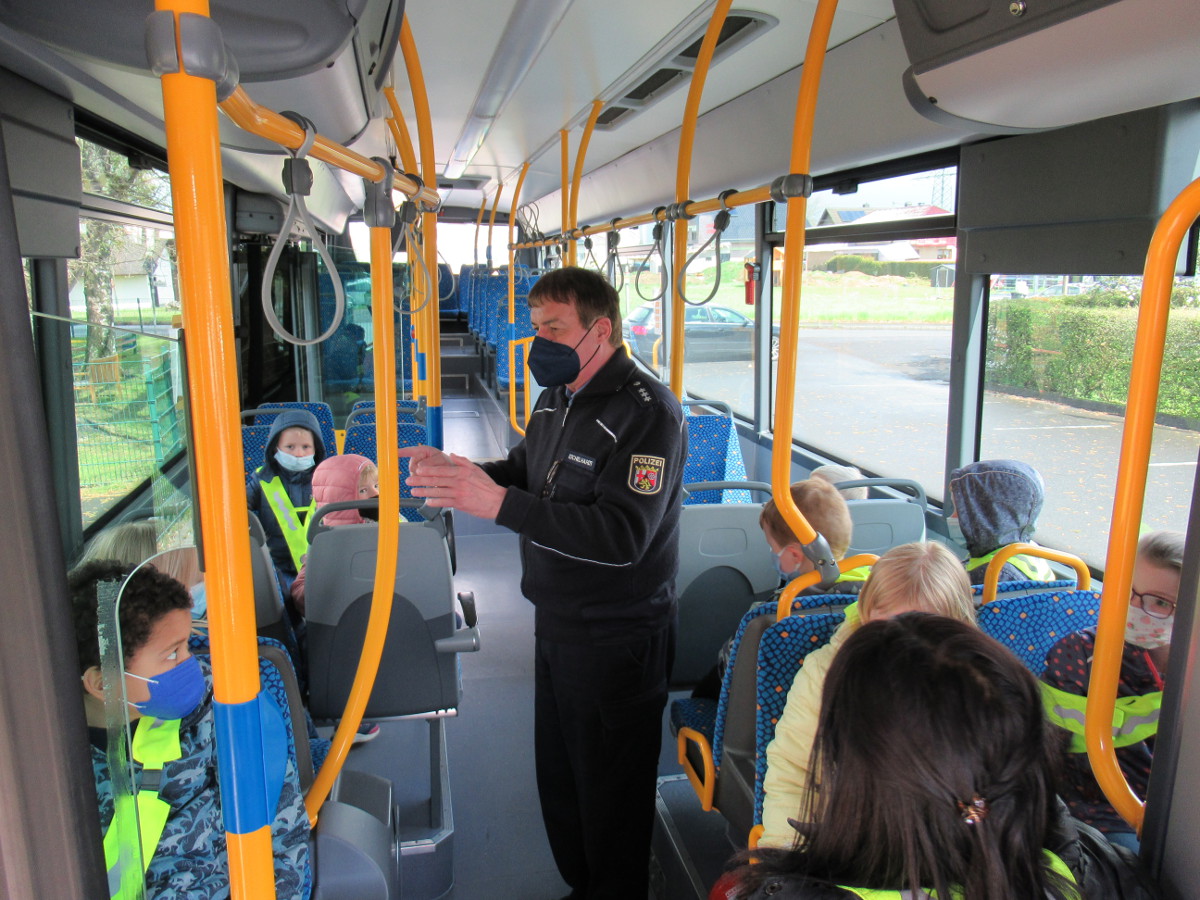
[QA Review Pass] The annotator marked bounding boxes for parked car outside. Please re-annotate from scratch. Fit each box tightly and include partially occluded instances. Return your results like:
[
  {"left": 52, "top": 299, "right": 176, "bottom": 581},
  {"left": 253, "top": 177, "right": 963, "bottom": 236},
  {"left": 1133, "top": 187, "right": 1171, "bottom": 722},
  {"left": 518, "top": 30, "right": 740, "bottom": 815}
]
[{"left": 621, "top": 302, "right": 780, "bottom": 364}]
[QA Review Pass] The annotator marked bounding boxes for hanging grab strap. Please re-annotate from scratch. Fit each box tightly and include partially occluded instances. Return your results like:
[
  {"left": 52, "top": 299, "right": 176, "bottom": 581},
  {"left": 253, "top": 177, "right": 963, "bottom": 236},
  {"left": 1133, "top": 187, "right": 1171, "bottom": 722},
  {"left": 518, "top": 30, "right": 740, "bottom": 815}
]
[
  {"left": 634, "top": 213, "right": 670, "bottom": 303},
  {"left": 260, "top": 112, "right": 347, "bottom": 346},
  {"left": 677, "top": 190, "right": 736, "bottom": 307},
  {"left": 606, "top": 224, "right": 626, "bottom": 293}
]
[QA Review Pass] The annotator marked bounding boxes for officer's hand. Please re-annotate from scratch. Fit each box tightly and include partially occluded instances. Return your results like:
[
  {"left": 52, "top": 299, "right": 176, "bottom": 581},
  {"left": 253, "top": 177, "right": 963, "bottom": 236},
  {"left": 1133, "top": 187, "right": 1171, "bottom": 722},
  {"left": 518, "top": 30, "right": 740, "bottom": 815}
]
[
  {"left": 406, "top": 453, "right": 506, "bottom": 520},
  {"left": 398, "top": 444, "right": 453, "bottom": 473}
]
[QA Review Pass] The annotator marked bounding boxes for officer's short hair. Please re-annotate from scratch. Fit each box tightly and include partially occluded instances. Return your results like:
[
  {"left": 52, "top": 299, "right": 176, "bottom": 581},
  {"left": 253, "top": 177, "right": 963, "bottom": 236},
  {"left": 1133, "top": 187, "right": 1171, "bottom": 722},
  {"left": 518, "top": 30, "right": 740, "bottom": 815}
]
[{"left": 528, "top": 266, "right": 623, "bottom": 347}]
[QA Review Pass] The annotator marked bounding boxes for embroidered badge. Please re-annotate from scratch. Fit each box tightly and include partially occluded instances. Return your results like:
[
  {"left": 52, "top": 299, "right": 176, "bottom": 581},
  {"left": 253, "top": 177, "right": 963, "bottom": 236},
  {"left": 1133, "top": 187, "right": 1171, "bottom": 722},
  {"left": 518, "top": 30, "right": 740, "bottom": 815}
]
[
  {"left": 565, "top": 451, "right": 596, "bottom": 471},
  {"left": 629, "top": 454, "right": 666, "bottom": 495}
]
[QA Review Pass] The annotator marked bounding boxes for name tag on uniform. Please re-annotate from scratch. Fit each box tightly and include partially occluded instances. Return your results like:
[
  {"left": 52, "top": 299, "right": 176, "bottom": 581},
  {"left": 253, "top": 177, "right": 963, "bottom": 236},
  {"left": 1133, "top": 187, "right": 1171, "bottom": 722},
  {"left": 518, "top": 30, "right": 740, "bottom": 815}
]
[{"left": 565, "top": 452, "right": 596, "bottom": 471}]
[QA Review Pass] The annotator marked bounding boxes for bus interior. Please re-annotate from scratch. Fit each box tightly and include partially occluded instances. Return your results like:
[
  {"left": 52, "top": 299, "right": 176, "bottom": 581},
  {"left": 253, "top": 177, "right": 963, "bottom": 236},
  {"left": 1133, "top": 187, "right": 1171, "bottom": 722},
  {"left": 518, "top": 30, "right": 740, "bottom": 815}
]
[{"left": 2, "top": 0, "right": 1200, "bottom": 898}]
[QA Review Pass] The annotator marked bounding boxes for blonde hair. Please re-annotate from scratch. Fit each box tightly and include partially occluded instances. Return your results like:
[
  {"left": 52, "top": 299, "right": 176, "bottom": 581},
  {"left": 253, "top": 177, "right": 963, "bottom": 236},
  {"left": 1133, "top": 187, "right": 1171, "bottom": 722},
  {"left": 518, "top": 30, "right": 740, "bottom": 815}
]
[
  {"left": 357, "top": 461, "right": 379, "bottom": 492},
  {"left": 810, "top": 464, "right": 867, "bottom": 501},
  {"left": 858, "top": 542, "right": 974, "bottom": 624},
  {"left": 760, "top": 478, "right": 853, "bottom": 560},
  {"left": 81, "top": 520, "right": 159, "bottom": 567}
]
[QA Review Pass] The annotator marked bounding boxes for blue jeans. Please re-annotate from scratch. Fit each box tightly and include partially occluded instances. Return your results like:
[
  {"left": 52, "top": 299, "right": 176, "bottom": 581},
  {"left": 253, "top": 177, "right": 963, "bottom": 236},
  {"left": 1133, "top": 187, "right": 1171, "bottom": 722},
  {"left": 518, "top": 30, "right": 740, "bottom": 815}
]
[{"left": 1108, "top": 830, "right": 1141, "bottom": 853}]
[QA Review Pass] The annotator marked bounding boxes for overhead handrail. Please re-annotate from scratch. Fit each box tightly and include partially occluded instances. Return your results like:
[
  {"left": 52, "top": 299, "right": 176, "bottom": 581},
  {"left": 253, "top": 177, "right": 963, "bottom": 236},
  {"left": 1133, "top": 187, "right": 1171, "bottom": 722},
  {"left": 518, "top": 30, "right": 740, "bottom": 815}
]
[
  {"left": 400, "top": 15, "right": 444, "bottom": 447},
  {"left": 219, "top": 87, "right": 439, "bottom": 209},
  {"left": 508, "top": 162, "right": 531, "bottom": 436},
  {"left": 979, "top": 543, "right": 1091, "bottom": 606},
  {"left": 770, "top": 0, "right": 838, "bottom": 566},
  {"left": 151, "top": 1, "right": 277, "bottom": 893},
  {"left": 259, "top": 113, "right": 347, "bottom": 346},
  {"left": 1087, "top": 174, "right": 1200, "bottom": 833},
  {"left": 669, "top": 0, "right": 732, "bottom": 398},
  {"left": 775, "top": 554, "right": 878, "bottom": 622},
  {"left": 568, "top": 99, "right": 604, "bottom": 267}
]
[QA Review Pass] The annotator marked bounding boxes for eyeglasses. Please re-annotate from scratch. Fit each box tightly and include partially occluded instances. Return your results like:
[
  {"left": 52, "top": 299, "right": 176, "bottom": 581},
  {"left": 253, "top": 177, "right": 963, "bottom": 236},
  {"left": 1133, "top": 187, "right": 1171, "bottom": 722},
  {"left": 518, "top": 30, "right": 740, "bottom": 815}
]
[{"left": 1130, "top": 588, "right": 1177, "bottom": 620}]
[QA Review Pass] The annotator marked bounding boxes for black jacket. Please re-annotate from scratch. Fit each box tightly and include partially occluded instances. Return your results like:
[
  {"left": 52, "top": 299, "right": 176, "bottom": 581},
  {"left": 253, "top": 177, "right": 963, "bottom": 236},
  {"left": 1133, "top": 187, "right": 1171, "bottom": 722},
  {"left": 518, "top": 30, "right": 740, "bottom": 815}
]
[
  {"left": 480, "top": 347, "right": 687, "bottom": 643},
  {"left": 737, "top": 801, "right": 1160, "bottom": 899}
]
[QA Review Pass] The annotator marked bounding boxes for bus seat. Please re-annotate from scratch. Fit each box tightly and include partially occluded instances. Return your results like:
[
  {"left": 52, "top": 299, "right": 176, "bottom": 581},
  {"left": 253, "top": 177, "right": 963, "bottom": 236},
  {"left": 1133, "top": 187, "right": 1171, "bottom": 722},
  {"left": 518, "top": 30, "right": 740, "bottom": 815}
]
[
  {"left": 976, "top": 588, "right": 1101, "bottom": 677},
  {"left": 345, "top": 405, "right": 424, "bottom": 430},
  {"left": 672, "top": 480, "right": 775, "bottom": 688},
  {"left": 253, "top": 401, "right": 338, "bottom": 459},
  {"left": 496, "top": 297, "right": 535, "bottom": 391},
  {"left": 437, "top": 263, "right": 458, "bottom": 315},
  {"left": 751, "top": 612, "right": 845, "bottom": 835},
  {"left": 682, "top": 411, "right": 751, "bottom": 505},
  {"left": 970, "top": 578, "right": 1079, "bottom": 606},
  {"left": 832, "top": 477, "right": 928, "bottom": 556},
  {"left": 302, "top": 506, "right": 480, "bottom": 721},
  {"left": 243, "top": 424, "right": 272, "bottom": 481}
]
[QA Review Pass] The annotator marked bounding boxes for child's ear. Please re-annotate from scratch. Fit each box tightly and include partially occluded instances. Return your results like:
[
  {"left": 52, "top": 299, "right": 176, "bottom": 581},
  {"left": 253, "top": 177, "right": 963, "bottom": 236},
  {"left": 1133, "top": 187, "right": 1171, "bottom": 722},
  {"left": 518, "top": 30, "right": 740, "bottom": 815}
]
[{"left": 81, "top": 666, "right": 107, "bottom": 702}]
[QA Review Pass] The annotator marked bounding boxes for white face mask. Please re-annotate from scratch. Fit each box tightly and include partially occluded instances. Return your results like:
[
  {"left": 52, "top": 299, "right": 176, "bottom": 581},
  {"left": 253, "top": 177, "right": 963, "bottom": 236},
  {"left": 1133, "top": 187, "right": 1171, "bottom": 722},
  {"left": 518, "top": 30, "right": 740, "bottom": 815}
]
[
  {"left": 274, "top": 449, "right": 315, "bottom": 473},
  {"left": 1126, "top": 608, "right": 1173, "bottom": 650}
]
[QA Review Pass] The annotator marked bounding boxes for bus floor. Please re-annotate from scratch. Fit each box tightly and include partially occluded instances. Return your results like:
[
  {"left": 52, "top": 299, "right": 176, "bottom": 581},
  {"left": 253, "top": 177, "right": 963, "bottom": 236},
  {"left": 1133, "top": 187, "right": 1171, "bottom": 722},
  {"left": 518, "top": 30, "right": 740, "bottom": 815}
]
[{"left": 427, "top": 523, "right": 712, "bottom": 899}]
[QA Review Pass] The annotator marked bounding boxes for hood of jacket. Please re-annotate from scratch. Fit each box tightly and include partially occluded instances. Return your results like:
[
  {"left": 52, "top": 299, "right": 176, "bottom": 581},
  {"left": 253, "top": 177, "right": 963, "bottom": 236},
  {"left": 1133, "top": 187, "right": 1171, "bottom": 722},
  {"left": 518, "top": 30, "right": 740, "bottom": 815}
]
[
  {"left": 261, "top": 408, "right": 327, "bottom": 478},
  {"left": 312, "top": 453, "right": 373, "bottom": 525},
  {"left": 948, "top": 459, "right": 1044, "bottom": 559}
]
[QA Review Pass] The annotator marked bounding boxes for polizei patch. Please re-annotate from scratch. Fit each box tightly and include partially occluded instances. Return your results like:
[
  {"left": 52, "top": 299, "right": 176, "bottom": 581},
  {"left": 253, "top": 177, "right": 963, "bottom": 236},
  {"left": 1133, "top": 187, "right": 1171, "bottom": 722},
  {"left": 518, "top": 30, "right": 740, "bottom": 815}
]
[{"left": 629, "top": 454, "right": 665, "bottom": 495}]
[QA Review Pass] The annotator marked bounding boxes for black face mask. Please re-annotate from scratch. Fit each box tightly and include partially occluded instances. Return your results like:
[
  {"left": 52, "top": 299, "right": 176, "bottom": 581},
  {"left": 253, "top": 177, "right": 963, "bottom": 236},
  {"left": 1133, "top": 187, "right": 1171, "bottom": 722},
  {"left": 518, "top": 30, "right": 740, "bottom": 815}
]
[
  {"left": 359, "top": 504, "right": 380, "bottom": 522},
  {"left": 527, "top": 320, "right": 601, "bottom": 387}
]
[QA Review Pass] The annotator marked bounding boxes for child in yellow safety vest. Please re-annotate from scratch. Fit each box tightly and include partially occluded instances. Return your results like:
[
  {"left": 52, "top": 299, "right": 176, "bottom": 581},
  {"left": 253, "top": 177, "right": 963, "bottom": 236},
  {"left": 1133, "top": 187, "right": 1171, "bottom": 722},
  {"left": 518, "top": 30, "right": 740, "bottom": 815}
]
[
  {"left": 1041, "top": 530, "right": 1185, "bottom": 852},
  {"left": 946, "top": 459, "right": 1057, "bottom": 585},
  {"left": 71, "top": 559, "right": 311, "bottom": 900},
  {"left": 246, "top": 409, "right": 327, "bottom": 595}
]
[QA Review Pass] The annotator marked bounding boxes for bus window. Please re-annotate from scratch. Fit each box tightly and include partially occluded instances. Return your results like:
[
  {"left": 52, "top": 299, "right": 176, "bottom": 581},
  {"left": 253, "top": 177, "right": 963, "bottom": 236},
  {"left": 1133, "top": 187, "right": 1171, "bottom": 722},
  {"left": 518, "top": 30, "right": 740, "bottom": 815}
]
[{"left": 982, "top": 273, "right": 1200, "bottom": 567}]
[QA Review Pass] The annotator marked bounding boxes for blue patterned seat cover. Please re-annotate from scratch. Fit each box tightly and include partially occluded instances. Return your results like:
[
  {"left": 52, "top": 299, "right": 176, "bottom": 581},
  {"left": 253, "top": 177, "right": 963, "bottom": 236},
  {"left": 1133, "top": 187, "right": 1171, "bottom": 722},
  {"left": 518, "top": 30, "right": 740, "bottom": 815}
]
[
  {"left": 683, "top": 414, "right": 751, "bottom": 505},
  {"left": 976, "top": 588, "right": 1102, "bottom": 676}
]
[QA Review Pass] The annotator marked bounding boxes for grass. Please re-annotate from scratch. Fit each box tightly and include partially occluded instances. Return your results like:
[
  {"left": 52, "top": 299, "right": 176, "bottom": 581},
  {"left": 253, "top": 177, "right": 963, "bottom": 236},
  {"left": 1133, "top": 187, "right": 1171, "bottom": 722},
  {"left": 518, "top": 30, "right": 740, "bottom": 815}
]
[{"left": 617, "top": 268, "right": 955, "bottom": 325}]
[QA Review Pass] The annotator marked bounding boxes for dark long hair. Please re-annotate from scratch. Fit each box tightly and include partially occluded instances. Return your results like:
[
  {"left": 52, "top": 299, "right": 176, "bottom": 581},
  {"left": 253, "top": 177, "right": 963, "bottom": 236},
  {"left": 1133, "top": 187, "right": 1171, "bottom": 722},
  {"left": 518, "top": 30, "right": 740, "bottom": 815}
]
[{"left": 737, "top": 613, "right": 1074, "bottom": 900}]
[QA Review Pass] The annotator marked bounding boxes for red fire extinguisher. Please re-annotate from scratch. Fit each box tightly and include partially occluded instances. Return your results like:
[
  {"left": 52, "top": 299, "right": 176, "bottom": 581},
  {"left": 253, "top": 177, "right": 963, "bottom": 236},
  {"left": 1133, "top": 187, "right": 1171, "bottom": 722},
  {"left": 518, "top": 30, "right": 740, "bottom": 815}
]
[{"left": 744, "top": 261, "right": 760, "bottom": 305}]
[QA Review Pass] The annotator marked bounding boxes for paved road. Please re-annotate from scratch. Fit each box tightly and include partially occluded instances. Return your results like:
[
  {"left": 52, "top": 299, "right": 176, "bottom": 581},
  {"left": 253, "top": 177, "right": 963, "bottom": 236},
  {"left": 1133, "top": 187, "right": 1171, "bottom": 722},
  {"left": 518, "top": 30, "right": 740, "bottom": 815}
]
[{"left": 680, "top": 324, "right": 1199, "bottom": 567}]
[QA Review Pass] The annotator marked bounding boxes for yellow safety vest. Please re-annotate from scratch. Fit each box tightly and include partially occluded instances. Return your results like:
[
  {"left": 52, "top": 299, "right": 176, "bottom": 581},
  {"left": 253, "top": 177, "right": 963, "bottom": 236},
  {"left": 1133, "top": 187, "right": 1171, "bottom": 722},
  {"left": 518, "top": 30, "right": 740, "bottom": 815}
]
[
  {"left": 837, "top": 849, "right": 1077, "bottom": 899},
  {"left": 259, "top": 472, "right": 316, "bottom": 571},
  {"left": 835, "top": 565, "right": 871, "bottom": 585},
  {"left": 102, "top": 716, "right": 182, "bottom": 899},
  {"left": 966, "top": 545, "right": 1056, "bottom": 582},
  {"left": 1041, "top": 681, "right": 1163, "bottom": 753}
]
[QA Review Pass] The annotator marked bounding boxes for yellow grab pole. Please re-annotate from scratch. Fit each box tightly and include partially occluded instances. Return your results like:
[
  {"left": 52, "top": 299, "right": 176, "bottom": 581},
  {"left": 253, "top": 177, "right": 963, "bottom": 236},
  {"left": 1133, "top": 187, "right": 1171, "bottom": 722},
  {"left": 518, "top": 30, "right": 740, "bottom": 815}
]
[
  {"left": 561, "top": 130, "right": 572, "bottom": 265},
  {"left": 508, "top": 162, "right": 531, "bottom": 434},
  {"left": 383, "top": 86, "right": 420, "bottom": 177},
  {"left": 1088, "top": 175, "right": 1200, "bottom": 832},
  {"left": 775, "top": 555, "right": 878, "bottom": 622},
  {"left": 771, "top": 0, "right": 838, "bottom": 546},
  {"left": 220, "top": 87, "right": 438, "bottom": 208},
  {"left": 568, "top": 100, "right": 604, "bottom": 258},
  {"left": 670, "top": 0, "right": 732, "bottom": 398},
  {"left": 401, "top": 16, "right": 444, "bottom": 443},
  {"left": 153, "top": 1, "right": 273, "bottom": 896},
  {"left": 306, "top": 225, "right": 401, "bottom": 820},
  {"left": 980, "top": 543, "right": 1091, "bottom": 606}
]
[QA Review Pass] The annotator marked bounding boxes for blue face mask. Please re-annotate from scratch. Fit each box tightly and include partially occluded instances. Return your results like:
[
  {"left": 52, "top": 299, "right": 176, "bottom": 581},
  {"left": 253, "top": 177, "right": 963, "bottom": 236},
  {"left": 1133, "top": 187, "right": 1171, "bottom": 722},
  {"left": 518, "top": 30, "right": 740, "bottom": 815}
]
[
  {"left": 274, "top": 449, "right": 316, "bottom": 473},
  {"left": 772, "top": 548, "right": 797, "bottom": 581},
  {"left": 189, "top": 582, "right": 206, "bottom": 619},
  {"left": 528, "top": 320, "right": 600, "bottom": 387},
  {"left": 126, "top": 655, "right": 206, "bottom": 720}
]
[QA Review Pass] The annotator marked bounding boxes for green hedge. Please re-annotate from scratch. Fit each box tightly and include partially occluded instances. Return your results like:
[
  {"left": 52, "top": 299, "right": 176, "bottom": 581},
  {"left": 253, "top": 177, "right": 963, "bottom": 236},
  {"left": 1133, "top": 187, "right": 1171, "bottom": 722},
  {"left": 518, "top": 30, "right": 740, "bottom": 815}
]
[
  {"left": 822, "top": 255, "right": 942, "bottom": 280},
  {"left": 987, "top": 300, "right": 1200, "bottom": 419}
]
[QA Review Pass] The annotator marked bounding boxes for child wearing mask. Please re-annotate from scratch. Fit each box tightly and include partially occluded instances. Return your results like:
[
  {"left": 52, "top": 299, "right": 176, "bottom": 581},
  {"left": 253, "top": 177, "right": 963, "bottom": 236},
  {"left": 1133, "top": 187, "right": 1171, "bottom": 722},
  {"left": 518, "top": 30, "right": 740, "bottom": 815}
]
[
  {"left": 1041, "top": 530, "right": 1186, "bottom": 851},
  {"left": 247, "top": 409, "right": 327, "bottom": 592}
]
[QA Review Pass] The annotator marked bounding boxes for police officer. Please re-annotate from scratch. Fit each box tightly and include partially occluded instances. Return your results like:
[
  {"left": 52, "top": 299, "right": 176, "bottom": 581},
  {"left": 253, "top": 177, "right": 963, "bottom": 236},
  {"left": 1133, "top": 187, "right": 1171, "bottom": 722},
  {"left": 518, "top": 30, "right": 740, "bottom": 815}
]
[{"left": 403, "top": 266, "right": 686, "bottom": 899}]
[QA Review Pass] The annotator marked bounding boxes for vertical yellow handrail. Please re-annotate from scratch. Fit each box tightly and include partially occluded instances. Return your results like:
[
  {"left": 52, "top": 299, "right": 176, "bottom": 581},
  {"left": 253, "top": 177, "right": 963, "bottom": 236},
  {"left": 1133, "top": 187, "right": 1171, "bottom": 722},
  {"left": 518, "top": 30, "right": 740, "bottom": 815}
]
[
  {"left": 771, "top": 0, "right": 838, "bottom": 545},
  {"left": 669, "top": 0, "right": 732, "bottom": 399},
  {"left": 561, "top": 130, "right": 572, "bottom": 265},
  {"left": 568, "top": 100, "right": 604, "bottom": 261},
  {"left": 153, "top": 1, "right": 274, "bottom": 895},
  {"left": 306, "top": 225, "right": 401, "bottom": 821},
  {"left": 383, "top": 87, "right": 419, "bottom": 175},
  {"left": 508, "top": 162, "right": 531, "bottom": 435},
  {"left": 400, "top": 15, "right": 443, "bottom": 445},
  {"left": 1087, "top": 175, "right": 1200, "bottom": 832}
]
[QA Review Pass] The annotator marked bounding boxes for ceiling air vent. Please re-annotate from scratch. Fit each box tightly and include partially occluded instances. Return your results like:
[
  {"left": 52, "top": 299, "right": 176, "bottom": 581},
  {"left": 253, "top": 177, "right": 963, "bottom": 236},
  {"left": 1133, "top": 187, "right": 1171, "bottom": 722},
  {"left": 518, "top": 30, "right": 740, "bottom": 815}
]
[{"left": 596, "top": 10, "right": 776, "bottom": 131}]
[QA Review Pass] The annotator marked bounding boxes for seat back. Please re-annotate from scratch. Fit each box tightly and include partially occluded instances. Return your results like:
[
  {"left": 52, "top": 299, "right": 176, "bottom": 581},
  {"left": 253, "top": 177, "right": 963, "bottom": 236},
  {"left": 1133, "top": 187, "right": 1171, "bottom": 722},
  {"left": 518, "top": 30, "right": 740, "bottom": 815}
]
[
  {"left": 753, "top": 612, "right": 845, "bottom": 827},
  {"left": 976, "top": 587, "right": 1101, "bottom": 676},
  {"left": 971, "top": 578, "right": 1079, "bottom": 606},
  {"left": 683, "top": 412, "right": 750, "bottom": 504},
  {"left": 833, "top": 477, "right": 928, "bottom": 555},
  {"left": 672, "top": 481, "right": 775, "bottom": 687},
  {"left": 437, "top": 263, "right": 457, "bottom": 313},
  {"left": 303, "top": 517, "right": 470, "bottom": 720},
  {"left": 242, "top": 424, "right": 272, "bottom": 481},
  {"left": 248, "top": 515, "right": 303, "bottom": 669},
  {"left": 253, "top": 401, "right": 338, "bottom": 458}
]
